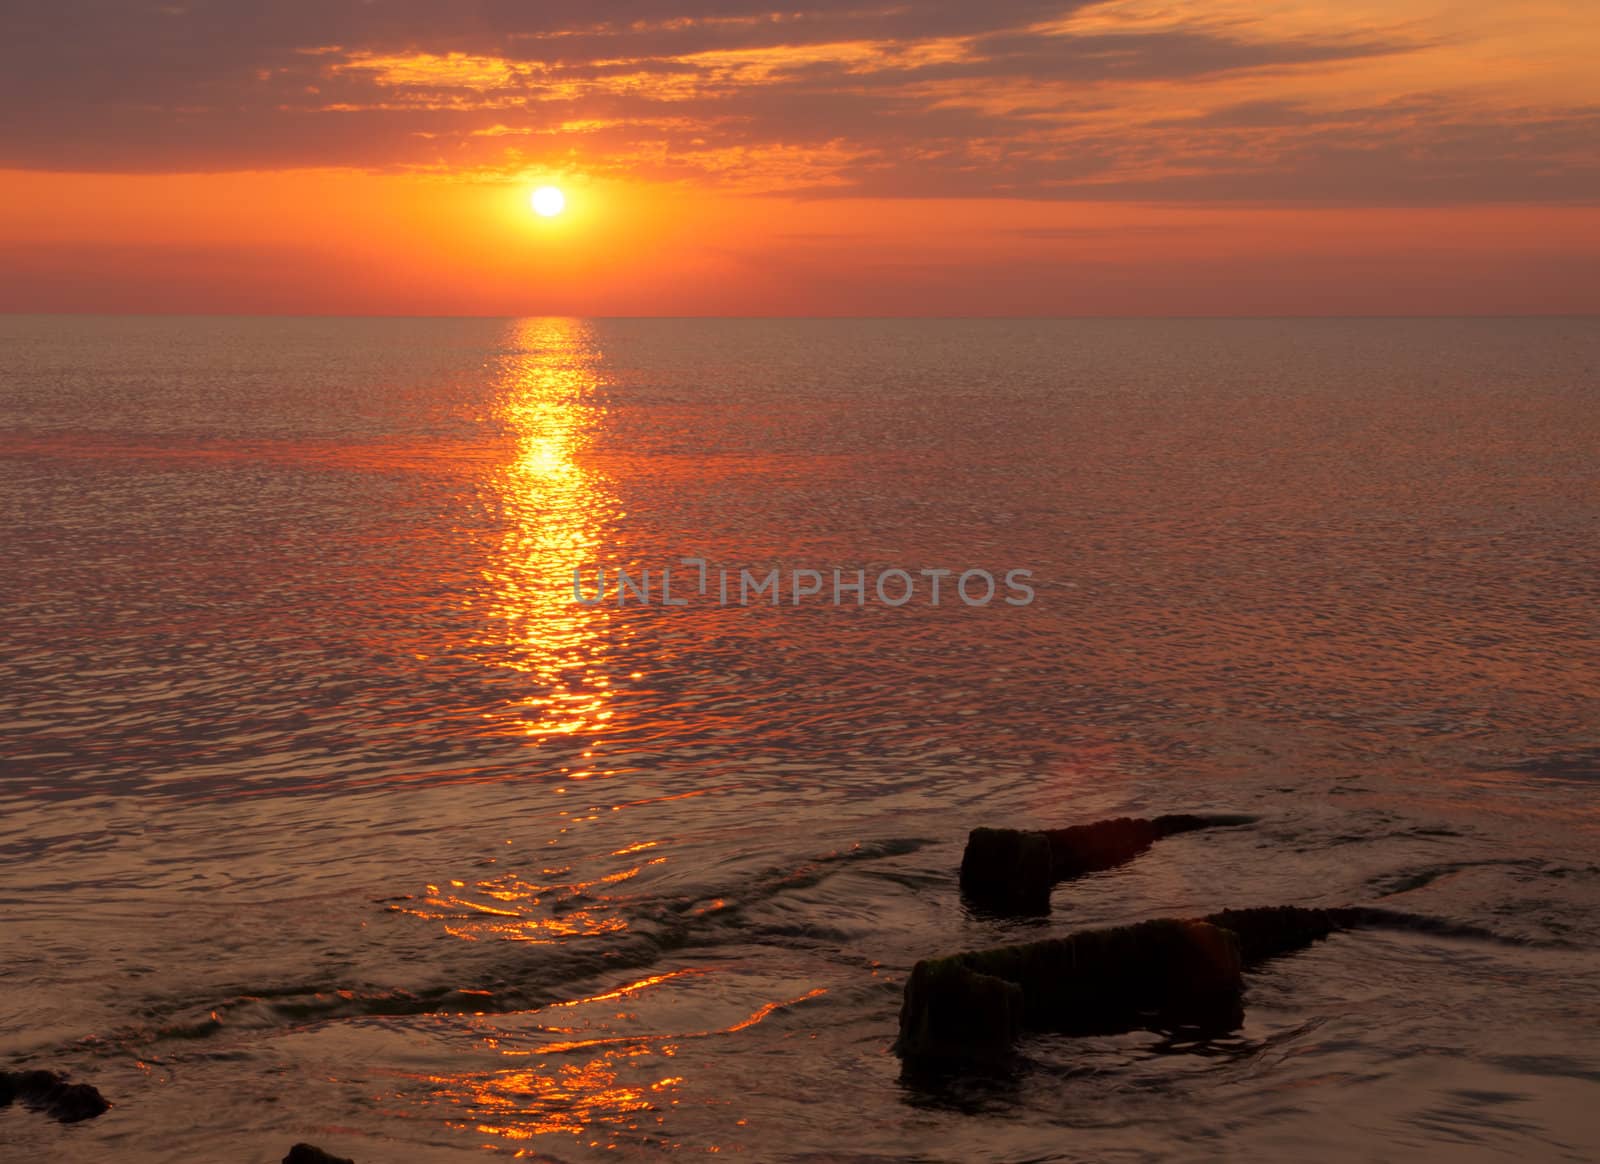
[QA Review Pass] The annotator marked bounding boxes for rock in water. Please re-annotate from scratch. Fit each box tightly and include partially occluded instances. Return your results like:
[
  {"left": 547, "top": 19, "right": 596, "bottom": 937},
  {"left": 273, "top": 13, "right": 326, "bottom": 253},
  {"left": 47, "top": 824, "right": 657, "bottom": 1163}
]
[
  {"left": 1045, "top": 815, "right": 1167, "bottom": 877},
  {"left": 284, "top": 1145, "right": 356, "bottom": 1164},
  {"left": 958, "top": 826, "right": 1055, "bottom": 914},
  {"left": 959, "top": 814, "right": 1254, "bottom": 915},
  {"left": 898, "top": 957, "right": 1025, "bottom": 1067},
  {"left": 1205, "top": 905, "right": 1346, "bottom": 966},
  {"left": 897, "top": 918, "right": 1243, "bottom": 1064},
  {"left": 0, "top": 1069, "right": 111, "bottom": 1123},
  {"left": 901, "top": 903, "right": 1503, "bottom": 1071}
]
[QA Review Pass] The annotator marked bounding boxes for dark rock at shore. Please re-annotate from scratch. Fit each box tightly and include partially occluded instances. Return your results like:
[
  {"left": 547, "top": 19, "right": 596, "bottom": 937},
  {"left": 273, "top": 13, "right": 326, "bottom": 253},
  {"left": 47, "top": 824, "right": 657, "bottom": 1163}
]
[
  {"left": 897, "top": 904, "right": 1434, "bottom": 1066},
  {"left": 1205, "top": 905, "right": 1347, "bottom": 966},
  {"left": 1197, "top": 904, "right": 1511, "bottom": 963},
  {"left": 897, "top": 918, "right": 1243, "bottom": 1065},
  {"left": 959, "top": 826, "right": 1056, "bottom": 914},
  {"left": 902, "top": 901, "right": 1465, "bottom": 1068},
  {"left": 959, "top": 813, "right": 1255, "bottom": 914},
  {"left": 284, "top": 1144, "right": 356, "bottom": 1164},
  {"left": 0, "top": 1068, "right": 111, "bottom": 1122},
  {"left": 898, "top": 953, "right": 1025, "bottom": 1067}
]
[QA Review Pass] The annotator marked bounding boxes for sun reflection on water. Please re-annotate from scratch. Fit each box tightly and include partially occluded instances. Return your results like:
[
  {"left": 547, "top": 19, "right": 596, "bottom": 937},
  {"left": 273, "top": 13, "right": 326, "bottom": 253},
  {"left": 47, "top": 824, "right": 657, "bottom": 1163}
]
[
  {"left": 410, "top": 979, "right": 825, "bottom": 1153},
  {"left": 380, "top": 321, "right": 822, "bottom": 1154},
  {"left": 386, "top": 866, "right": 646, "bottom": 943},
  {"left": 438, "top": 1046, "right": 681, "bottom": 1146},
  {"left": 475, "top": 317, "right": 626, "bottom": 748}
]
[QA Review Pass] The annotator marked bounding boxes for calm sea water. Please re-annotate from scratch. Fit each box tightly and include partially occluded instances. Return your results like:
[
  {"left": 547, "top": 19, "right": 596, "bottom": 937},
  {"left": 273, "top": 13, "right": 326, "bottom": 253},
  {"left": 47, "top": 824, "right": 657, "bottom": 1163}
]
[{"left": 2, "top": 316, "right": 1598, "bottom": 1162}]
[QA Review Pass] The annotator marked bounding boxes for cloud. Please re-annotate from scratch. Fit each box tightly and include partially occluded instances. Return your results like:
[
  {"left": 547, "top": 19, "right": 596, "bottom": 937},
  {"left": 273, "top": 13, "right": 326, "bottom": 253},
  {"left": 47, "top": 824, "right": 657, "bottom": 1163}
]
[{"left": 0, "top": 0, "right": 1595, "bottom": 204}]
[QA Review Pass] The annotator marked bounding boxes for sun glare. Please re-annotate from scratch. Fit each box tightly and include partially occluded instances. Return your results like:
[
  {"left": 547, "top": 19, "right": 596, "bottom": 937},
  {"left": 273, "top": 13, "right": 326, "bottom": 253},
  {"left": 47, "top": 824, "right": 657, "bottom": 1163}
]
[{"left": 532, "top": 186, "right": 566, "bottom": 217}]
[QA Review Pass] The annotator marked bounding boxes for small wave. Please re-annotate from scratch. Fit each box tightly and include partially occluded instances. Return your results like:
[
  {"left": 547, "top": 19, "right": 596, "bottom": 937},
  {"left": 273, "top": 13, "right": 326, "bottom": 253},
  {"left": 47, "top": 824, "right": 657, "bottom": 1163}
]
[
  {"left": 1366, "top": 858, "right": 1562, "bottom": 898},
  {"left": 74, "top": 836, "right": 934, "bottom": 1053},
  {"left": 1482, "top": 750, "right": 1600, "bottom": 784},
  {"left": 1331, "top": 906, "right": 1569, "bottom": 949}
]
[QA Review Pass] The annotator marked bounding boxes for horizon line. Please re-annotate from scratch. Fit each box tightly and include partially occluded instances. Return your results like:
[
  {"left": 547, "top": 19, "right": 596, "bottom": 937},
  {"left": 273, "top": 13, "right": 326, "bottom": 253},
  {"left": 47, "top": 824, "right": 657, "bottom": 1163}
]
[{"left": 4, "top": 311, "right": 1597, "bottom": 321}]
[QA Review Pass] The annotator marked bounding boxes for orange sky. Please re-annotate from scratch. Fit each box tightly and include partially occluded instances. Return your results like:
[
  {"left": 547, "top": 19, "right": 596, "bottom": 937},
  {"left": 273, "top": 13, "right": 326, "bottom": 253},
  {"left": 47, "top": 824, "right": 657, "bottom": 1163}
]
[{"left": 1, "top": 0, "right": 1596, "bottom": 315}]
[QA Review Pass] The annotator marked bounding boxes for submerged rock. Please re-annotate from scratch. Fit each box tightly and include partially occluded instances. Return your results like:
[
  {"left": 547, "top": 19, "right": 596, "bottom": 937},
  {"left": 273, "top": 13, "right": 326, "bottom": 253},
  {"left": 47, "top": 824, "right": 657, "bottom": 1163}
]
[
  {"left": 0, "top": 1068, "right": 111, "bottom": 1123},
  {"left": 1205, "top": 905, "right": 1347, "bottom": 966},
  {"left": 1201, "top": 904, "right": 1513, "bottom": 963},
  {"left": 284, "top": 1145, "right": 355, "bottom": 1164},
  {"left": 959, "top": 813, "right": 1254, "bottom": 914},
  {"left": 897, "top": 904, "right": 1476, "bottom": 1066},
  {"left": 897, "top": 918, "right": 1243, "bottom": 1065}
]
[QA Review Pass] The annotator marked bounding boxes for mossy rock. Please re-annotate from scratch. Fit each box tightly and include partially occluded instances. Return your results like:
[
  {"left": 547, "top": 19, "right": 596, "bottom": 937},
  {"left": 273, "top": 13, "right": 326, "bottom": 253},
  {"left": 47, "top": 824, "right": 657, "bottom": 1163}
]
[
  {"left": 897, "top": 957, "right": 1025, "bottom": 1065},
  {"left": 898, "top": 918, "right": 1243, "bottom": 1063},
  {"left": 959, "top": 827, "right": 1054, "bottom": 914},
  {"left": 959, "top": 815, "right": 1255, "bottom": 915},
  {"left": 0, "top": 1069, "right": 110, "bottom": 1123},
  {"left": 284, "top": 1144, "right": 356, "bottom": 1164}
]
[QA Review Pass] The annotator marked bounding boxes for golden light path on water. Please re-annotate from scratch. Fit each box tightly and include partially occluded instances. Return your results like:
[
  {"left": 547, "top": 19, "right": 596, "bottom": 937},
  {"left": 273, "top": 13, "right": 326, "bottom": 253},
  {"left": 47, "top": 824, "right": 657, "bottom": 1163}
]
[
  {"left": 387, "top": 320, "right": 722, "bottom": 1149},
  {"left": 480, "top": 317, "right": 625, "bottom": 755},
  {"left": 393, "top": 319, "right": 641, "bottom": 949},
  {"left": 415, "top": 977, "right": 827, "bottom": 1151}
]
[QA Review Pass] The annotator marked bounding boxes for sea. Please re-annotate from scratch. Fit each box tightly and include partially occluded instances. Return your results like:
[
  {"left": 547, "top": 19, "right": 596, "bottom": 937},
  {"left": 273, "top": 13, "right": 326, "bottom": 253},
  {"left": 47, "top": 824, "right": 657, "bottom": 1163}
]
[{"left": 1, "top": 315, "right": 1597, "bottom": 1162}]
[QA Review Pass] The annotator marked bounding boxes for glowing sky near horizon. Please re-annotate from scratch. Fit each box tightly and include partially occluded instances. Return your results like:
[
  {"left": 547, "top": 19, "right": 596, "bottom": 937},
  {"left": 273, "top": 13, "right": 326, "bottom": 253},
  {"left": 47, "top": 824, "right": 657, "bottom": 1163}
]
[{"left": 0, "top": 0, "right": 1596, "bottom": 314}]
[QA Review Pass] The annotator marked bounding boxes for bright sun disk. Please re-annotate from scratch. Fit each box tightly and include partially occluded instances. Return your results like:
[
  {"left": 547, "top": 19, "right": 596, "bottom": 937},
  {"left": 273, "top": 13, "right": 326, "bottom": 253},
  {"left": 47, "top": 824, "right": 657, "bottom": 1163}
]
[{"left": 532, "top": 186, "right": 565, "bottom": 217}]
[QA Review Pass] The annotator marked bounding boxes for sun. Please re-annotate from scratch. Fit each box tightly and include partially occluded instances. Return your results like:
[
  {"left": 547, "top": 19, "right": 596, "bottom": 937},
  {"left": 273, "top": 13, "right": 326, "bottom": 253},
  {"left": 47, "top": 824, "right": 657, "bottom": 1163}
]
[{"left": 531, "top": 186, "right": 565, "bottom": 217}]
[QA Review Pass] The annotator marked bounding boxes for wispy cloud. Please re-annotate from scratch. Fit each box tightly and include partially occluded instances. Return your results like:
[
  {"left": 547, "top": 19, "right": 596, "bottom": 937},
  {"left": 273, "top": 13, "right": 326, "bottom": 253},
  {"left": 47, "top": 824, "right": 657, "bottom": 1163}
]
[{"left": 1, "top": 0, "right": 1596, "bottom": 204}]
